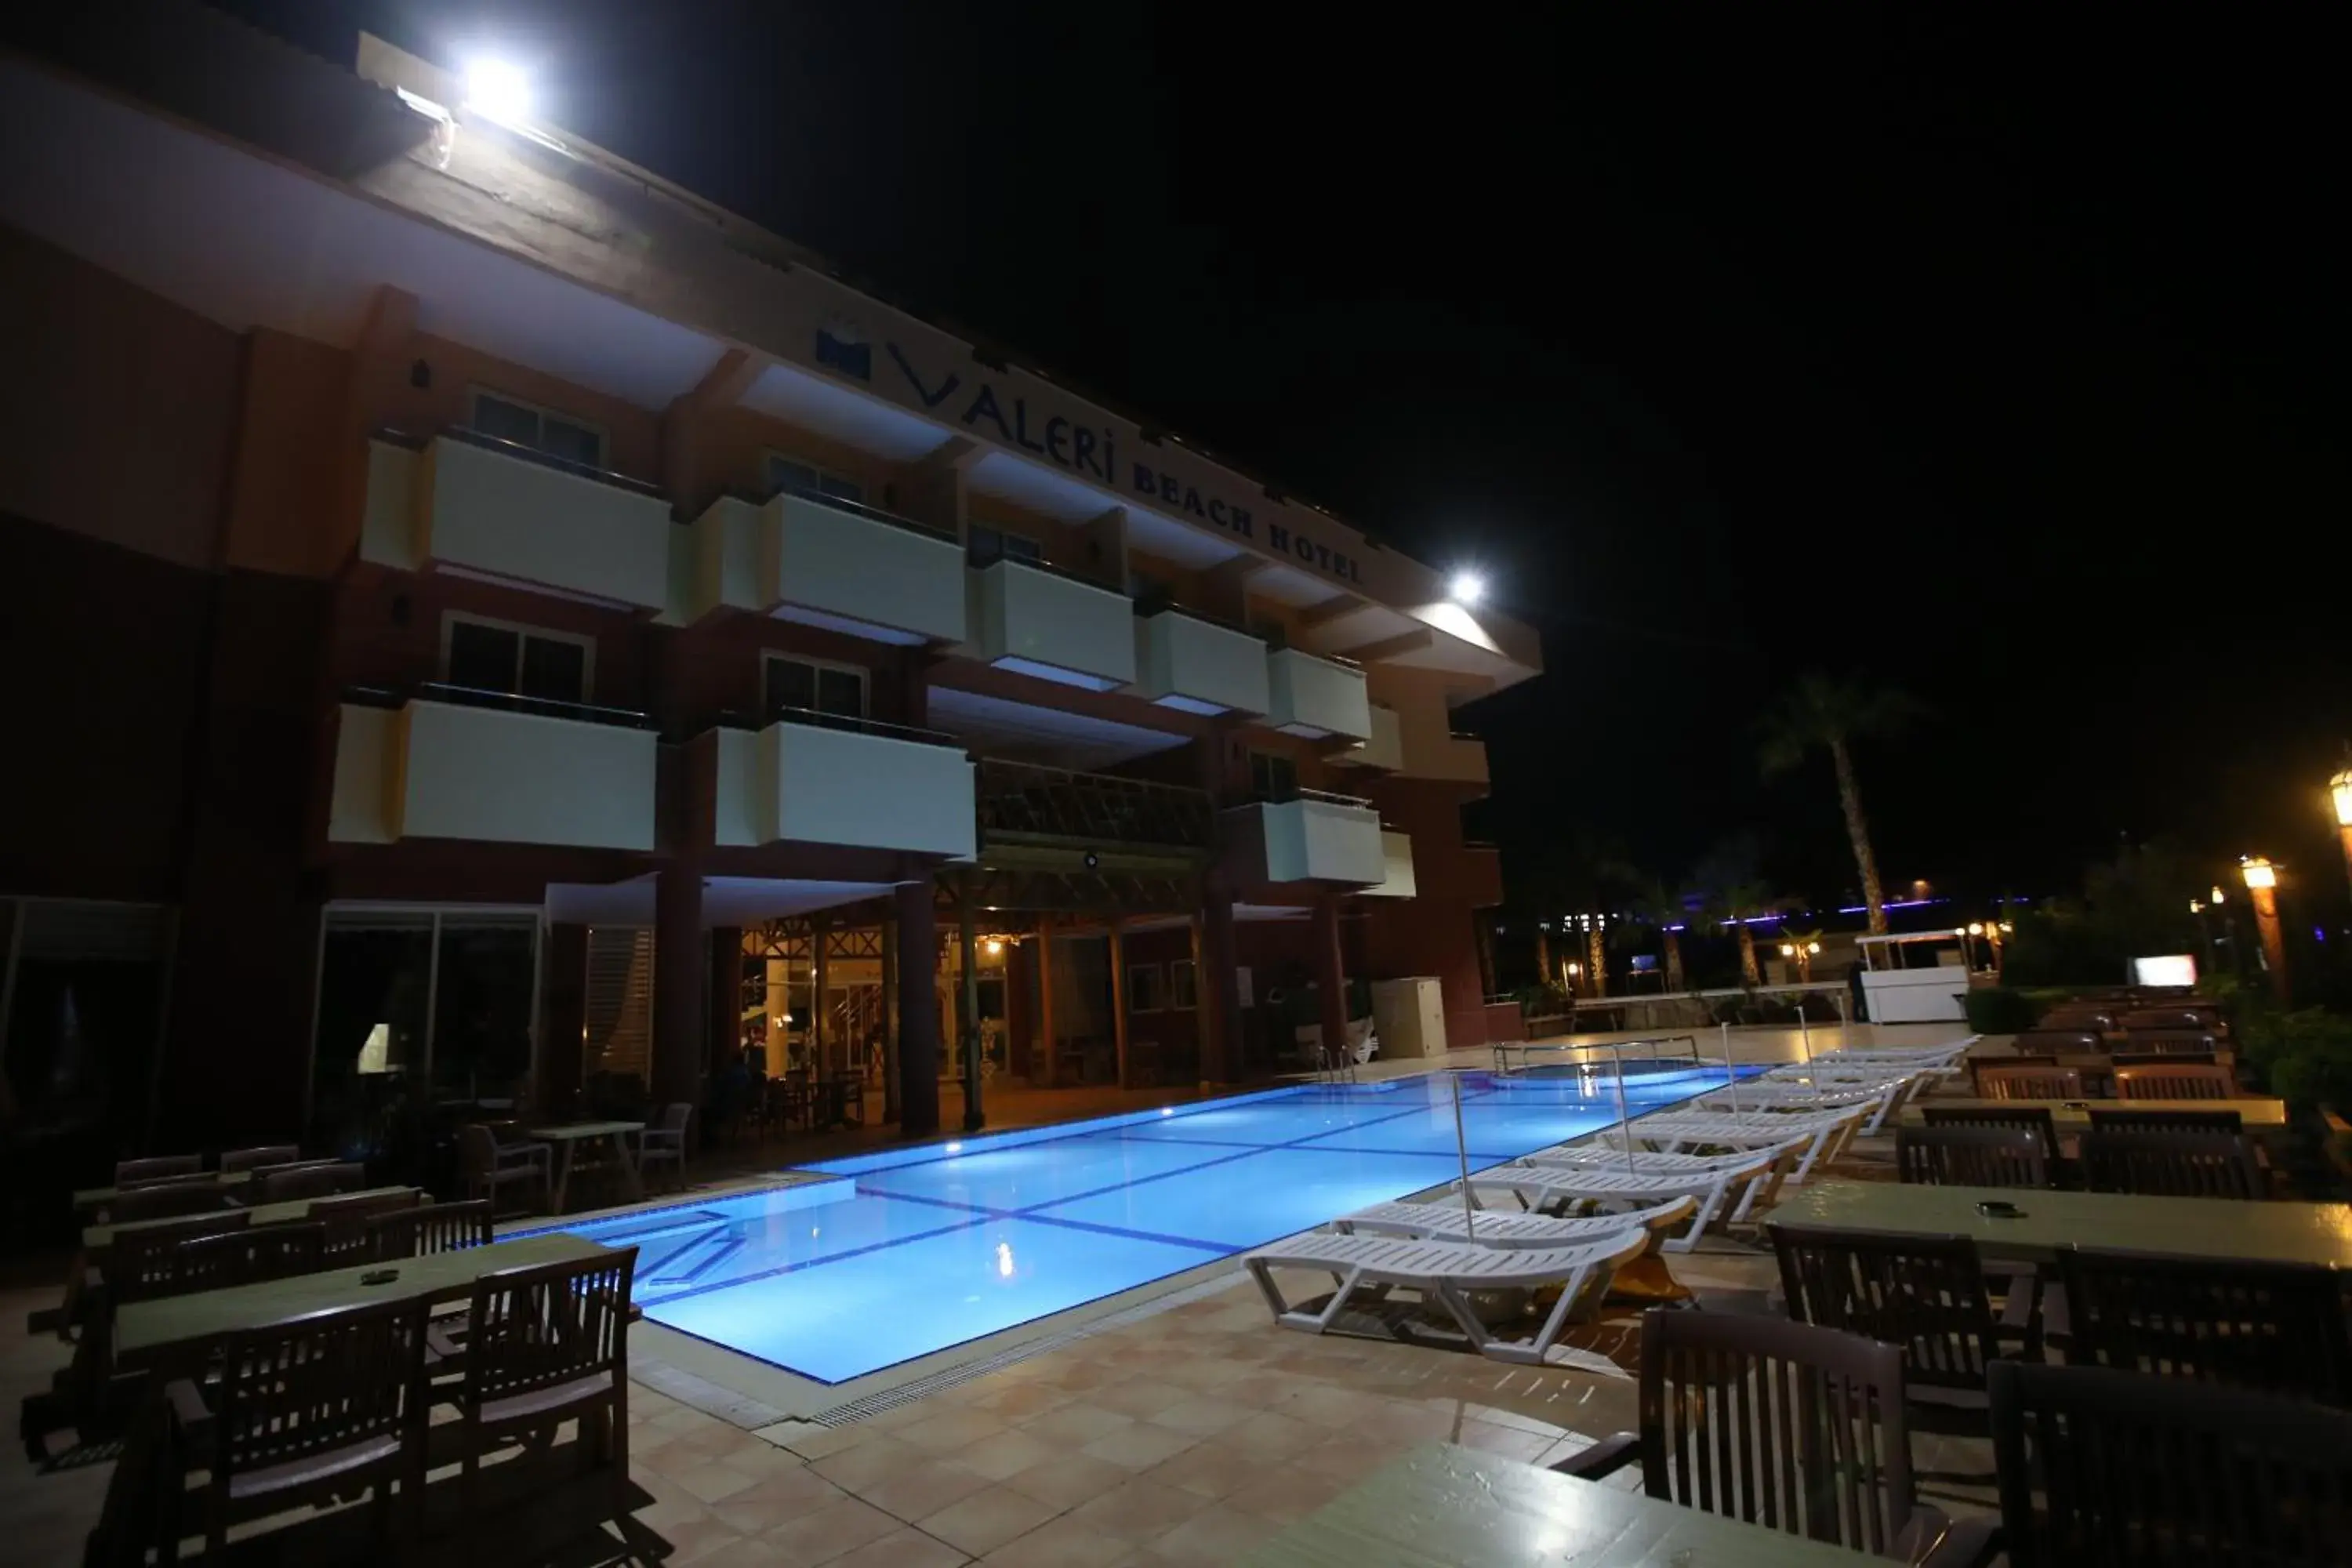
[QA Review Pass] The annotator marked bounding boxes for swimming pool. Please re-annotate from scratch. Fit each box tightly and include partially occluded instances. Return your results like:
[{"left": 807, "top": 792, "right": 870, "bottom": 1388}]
[{"left": 546, "top": 1065, "right": 1751, "bottom": 1385}]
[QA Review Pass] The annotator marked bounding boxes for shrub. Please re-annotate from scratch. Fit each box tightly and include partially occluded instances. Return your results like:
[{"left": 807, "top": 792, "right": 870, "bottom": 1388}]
[
  {"left": 2234, "top": 1006, "right": 2352, "bottom": 1109},
  {"left": 1964, "top": 987, "right": 2038, "bottom": 1035}
]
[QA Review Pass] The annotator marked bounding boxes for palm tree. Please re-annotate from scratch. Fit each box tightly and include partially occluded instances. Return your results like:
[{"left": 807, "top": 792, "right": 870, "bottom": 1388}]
[
  {"left": 1623, "top": 879, "right": 1693, "bottom": 991},
  {"left": 1760, "top": 673, "right": 1920, "bottom": 935},
  {"left": 1693, "top": 837, "right": 1794, "bottom": 989}
]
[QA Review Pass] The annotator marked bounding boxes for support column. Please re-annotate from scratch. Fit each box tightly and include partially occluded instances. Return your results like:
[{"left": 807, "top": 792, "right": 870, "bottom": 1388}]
[
  {"left": 539, "top": 924, "right": 589, "bottom": 1120},
  {"left": 959, "top": 877, "right": 984, "bottom": 1131},
  {"left": 707, "top": 925, "right": 741, "bottom": 1073},
  {"left": 1197, "top": 891, "right": 1243, "bottom": 1086},
  {"left": 1314, "top": 896, "right": 1348, "bottom": 1070},
  {"left": 1036, "top": 916, "right": 1058, "bottom": 1090},
  {"left": 1109, "top": 920, "right": 1132, "bottom": 1089},
  {"left": 652, "top": 865, "right": 706, "bottom": 1112},
  {"left": 812, "top": 913, "right": 832, "bottom": 1075},
  {"left": 895, "top": 880, "right": 942, "bottom": 1137},
  {"left": 880, "top": 917, "right": 902, "bottom": 1123},
  {"left": 1473, "top": 913, "right": 1497, "bottom": 999}
]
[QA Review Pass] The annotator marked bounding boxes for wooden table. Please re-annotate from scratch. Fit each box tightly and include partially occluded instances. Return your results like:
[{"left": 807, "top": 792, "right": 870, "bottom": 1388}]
[
  {"left": 1900, "top": 1096, "right": 2287, "bottom": 1136},
  {"left": 1240, "top": 1443, "right": 1878, "bottom": 1566},
  {"left": 1770, "top": 1180, "right": 2352, "bottom": 1268},
  {"left": 81, "top": 1186, "right": 419, "bottom": 1254},
  {"left": 528, "top": 1120, "right": 644, "bottom": 1213}
]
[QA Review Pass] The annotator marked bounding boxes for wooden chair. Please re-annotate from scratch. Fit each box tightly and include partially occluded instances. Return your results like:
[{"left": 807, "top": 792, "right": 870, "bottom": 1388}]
[
  {"left": 111, "top": 1181, "right": 230, "bottom": 1224},
  {"left": 368, "top": 1199, "right": 494, "bottom": 1260},
  {"left": 2035, "top": 1009, "right": 2114, "bottom": 1033},
  {"left": 2114, "top": 1062, "right": 2236, "bottom": 1100},
  {"left": 1971, "top": 1054, "right": 2056, "bottom": 1096},
  {"left": 2085, "top": 1106, "right": 2241, "bottom": 1134},
  {"left": 1975, "top": 1064, "right": 2083, "bottom": 1102},
  {"left": 2118, "top": 1007, "right": 2223, "bottom": 1033},
  {"left": 164, "top": 1298, "right": 430, "bottom": 1559},
  {"left": 459, "top": 1123, "right": 550, "bottom": 1215},
  {"left": 1550, "top": 1309, "right": 1992, "bottom": 1563},
  {"left": 176, "top": 1221, "right": 327, "bottom": 1287},
  {"left": 2011, "top": 1028, "right": 2103, "bottom": 1055},
  {"left": 312, "top": 1189, "right": 423, "bottom": 1265},
  {"left": 437, "top": 1248, "right": 638, "bottom": 1532},
  {"left": 253, "top": 1161, "right": 368, "bottom": 1203},
  {"left": 1897, "top": 1126, "right": 2053, "bottom": 1189},
  {"left": 2108, "top": 1050, "right": 2216, "bottom": 1070},
  {"left": 114, "top": 1155, "right": 202, "bottom": 1186},
  {"left": 1769, "top": 1223, "right": 2027, "bottom": 1430},
  {"left": 2079, "top": 1128, "right": 2263, "bottom": 1198},
  {"left": 2055, "top": 1246, "right": 2352, "bottom": 1403},
  {"left": 104, "top": 1212, "right": 253, "bottom": 1305},
  {"left": 2117, "top": 1026, "right": 2220, "bottom": 1055},
  {"left": 217, "top": 1144, "right": 302, "bottom": 1174},
  {"left": 1922, "top": 1104, "right": 2060, "bottom": 1146},
  {"left": 634, "top": 1103, "right": 694, "bottom": 1189},
  {"left": 1988, "top": 1360, "right": 2352, "bottom": 1566}
]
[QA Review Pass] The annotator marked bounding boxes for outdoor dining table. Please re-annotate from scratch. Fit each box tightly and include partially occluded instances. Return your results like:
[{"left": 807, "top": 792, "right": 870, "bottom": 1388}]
[
  {"left": 72, "top": 1170, "right": 250, "bottom": 1214},
  {"left": 79, "top": 1185, "right": 421, "bottom": 1255},
  {"left": 528, "top": 1120, "right": 644, "bottom": 1213},
  {"left": 1770, "top": 1179, "right": 2352, "bottom": 1268},
  {"left": 1240, "top": 1441, "right": 1881, "bottom": 1566},
  {"left": 1896, "top": 1095, "right": 2288, "bottom": 1138},
  {"left": 90, "top": 1232, "right": 615, "bottom": 1567}
]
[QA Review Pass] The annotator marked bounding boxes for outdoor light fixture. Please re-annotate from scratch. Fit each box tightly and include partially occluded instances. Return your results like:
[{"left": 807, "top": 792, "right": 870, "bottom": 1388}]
[
  {"left": 1807, "top": 942, "right": 1822, "bottom": 955},
  {"left": 1966, "top": 922, "right": 1984, "bottom": 935},
  {"left": 2210, "top": 885, "right": 2227, "bottom": 905},
  {"left": 985, "top": 938, "right": 1004, "bottom": 956},
  {"left": 1447, "top": 571, "right": 1486, "bottom": 607},
  {"left": 2241, "top": 857, "right": 2278, "bottom": 891},
  {"left": 2240, "top": 857, "right": 2288, "bottom": 1000},
  {"left": 1779, "top": 943, "right": 1795, "bottom": 956},
  {"left": 2333, "top": 767, "right": 2352, "bottom": 828},
  {"left": 463, "top": 58, "right": 532, "bottom": 122},
  {"left": 1998, "top": 923, "right": 2013, "bottom": 935}
]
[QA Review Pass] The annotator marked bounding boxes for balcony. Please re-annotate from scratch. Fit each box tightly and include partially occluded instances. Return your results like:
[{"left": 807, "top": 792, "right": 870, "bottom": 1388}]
[
  {"left": 1463, "top": 843, "right": 1504, "bottom": 907},
  {"left": 1131, "top": 606, "right": 1270, "bottom": 716},
  {"left": 967, "top": 558, "right": 1137, "bottom": 691},
  {"left": 1364, "top": 830, "right": 1417, "bottom": 898},
  {"left": 1405, "top": 730, "right": 1491, "bottom": 786},
  {"left": 359, "top": 433, "right": 673, "bottom": 612},
  {"left": 328, "top": 688, "right": 658, "bottom": 851},
  {"left": 976, "top": 760, "right": 1212, "bottom": 853},
  {"left": 710, "top": 713, "right": 975, "bottom": 859},
  {"left": 1334, "top": 702, "right": 1403, "bottom": 771},
  {"left": 1221, "top": 792, "right": 1386, "bottom": 886},
  {"left": 684, "top": 489, "right": 967, "bottom": 644},
  {"left": 1264, "top": 648, "right": 1373, "bottom": 742}
]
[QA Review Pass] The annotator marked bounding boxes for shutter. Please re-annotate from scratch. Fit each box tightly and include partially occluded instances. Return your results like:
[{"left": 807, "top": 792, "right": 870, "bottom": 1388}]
[{"left": 583, "top": 927, "right": 655, "bottom": 1083}]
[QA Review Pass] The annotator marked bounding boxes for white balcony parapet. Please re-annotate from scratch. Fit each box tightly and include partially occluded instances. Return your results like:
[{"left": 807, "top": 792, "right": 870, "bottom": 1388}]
[
  {"left": 328, "top": 695, "right": 657, "bottom": 851},
  {"left": 359, "top": 434, "right": 673, "bottom": 612},
  {"left": 1365, "top": 830, "right": 1417, "bottom": 898},
  {"left": 711, "top": 717, "right": 975, "bottom": 859},
  {"left": 1225, "top": 793, "right": 1386, "bottom": 885},
  {"left": 1265, "top": 648, "right": 1373, "bottom": 742},
  {"left": 1334, "top": 702, "right": 1403, "bottom": 770},
  {"left": 968, "top": 558, "right": 1136, "bottom": 691},
  {"left": 1132, "top": 607, "right": 1270, "bottom": 716},
  {"left": 684, "top": 489, "right": 967, "bottom": 644},
  {"left": 1404, "top": 731, "right": 1490, "bottom": 785}
]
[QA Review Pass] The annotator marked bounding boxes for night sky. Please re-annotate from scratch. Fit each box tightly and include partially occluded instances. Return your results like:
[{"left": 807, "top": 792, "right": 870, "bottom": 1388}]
[{"left": 219, "top": 2, "right": 2347, "bottom": 913}]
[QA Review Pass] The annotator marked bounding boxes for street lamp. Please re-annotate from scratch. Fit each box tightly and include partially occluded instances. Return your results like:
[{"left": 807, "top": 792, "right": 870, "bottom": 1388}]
[
  {"left": 2240, "top": 856, "right": 2288, "bottom": 1001},
  {"left": 2332, "top": 765, "right": 2352, "bottom": 894}
]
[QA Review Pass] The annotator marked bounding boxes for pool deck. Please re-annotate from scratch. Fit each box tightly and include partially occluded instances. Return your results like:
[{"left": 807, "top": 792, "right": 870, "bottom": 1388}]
[{"left": 2, "top": 1022, "right": 1988, "bottom": 1563}]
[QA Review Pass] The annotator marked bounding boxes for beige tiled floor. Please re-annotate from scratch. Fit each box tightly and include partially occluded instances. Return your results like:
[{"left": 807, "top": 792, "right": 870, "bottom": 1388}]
[{"left": 5, "top": 1026, "right": 2005, "bottom": 1563}]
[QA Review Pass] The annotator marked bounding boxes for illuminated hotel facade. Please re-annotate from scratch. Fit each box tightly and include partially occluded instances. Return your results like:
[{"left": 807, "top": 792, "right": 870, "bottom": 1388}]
[{"left": 0, "top": 11, "right": 1540, "bottom": 1149}]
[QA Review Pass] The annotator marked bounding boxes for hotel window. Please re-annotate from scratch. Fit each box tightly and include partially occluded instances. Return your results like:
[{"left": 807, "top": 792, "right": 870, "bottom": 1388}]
[
  {"left": 469, "top": 389, "right": 605, "bottom": 469},
  {"left": 1249, "top": 750, "right": 1299, "bottom": 804},
  {"left": 1171, "top": 959, "right": 1198, "bottom": 1010},
  {"left": 764, "top": 653, "right": 867, "bottom": 724},
  {"left": 767, "top": 454, "right": 866, "bottom": 506},
  {"left": 1127, "top": 963, "right": 1166, "bottom": 1013},
  {"left": 967, "top": 523, "right": 1044, "bottom": 568},
  {"left": 443, "top": 615, "right": 592, "bottom": 706}
]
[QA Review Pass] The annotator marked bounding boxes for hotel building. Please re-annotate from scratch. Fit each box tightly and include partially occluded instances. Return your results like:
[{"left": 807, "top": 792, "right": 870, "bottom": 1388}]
[{"left": 0, "top": 9, "right": 1541, "bottom": 1152}]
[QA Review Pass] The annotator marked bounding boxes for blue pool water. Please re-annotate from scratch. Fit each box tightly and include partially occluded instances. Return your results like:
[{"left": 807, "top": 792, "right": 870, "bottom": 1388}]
[{"left": 543, "top": 1065, "right": 1751, "bottom": 1384}]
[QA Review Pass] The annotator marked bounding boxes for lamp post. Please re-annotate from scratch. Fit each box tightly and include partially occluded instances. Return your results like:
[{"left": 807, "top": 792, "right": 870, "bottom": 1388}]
[
  {"left": 2240, "top": 856, "right": 2288, "bottom": 1002},
  {"left": 2332, "top": 767, "right": 2352, "bottom": 895}
]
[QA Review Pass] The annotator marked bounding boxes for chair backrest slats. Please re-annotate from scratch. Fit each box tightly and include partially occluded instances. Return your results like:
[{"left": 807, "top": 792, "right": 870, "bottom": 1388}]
[
  {"left": 366, "top": 1200, "right": 494, "bottom": 1260},
  {"left": 2114, "top": 1062, "right": 2236, "bottom": 1100},
  {"left": 216, "top": 1299, "right": 425, "bottom": 1485},
  {"left": 1975, "top": 1065, "right": 2083, "bottom": 1102},
  {"left": 1896, "top": 1125, "right": 2053, "bottom": 1189},
  {"left": 310, "top": 1189, "right": 423, "bottom": 1264},
  {"left": 1768, "top": 1223, "right": 2003, "bottom": 1394},
  {"left": 176, "top": 1222, "right": 327, "bottom": 1288},
  {"left": 462, "top": 1247, "right": 638, "bottom": 1410},
  {"left": 1990, "top": 1360, "right": 2352, "bottom": 1567},
  {"left": 2012, "top": 1029, "right": 2103, "bottom": 1054},
  {"left": 105, "top": 1211, "right": 255, "bottom": 1302},
  {"left": 2056, "top": 1247, "right": 2352, "bottom": 1404},
  {"left": 1922, "top": 1104, "right": 2060, "bottom": 1145},
  {"left": 111, "top": 1181, "right": 229, "bottom": 1223},
  {"left": 1636, "top": 1308, "right": 1916, "bottom": 1555},
  {"left": 254, "top": 1161, "right": 368, "bottom": 1204},
  {"left": 218, "top": 1144, "right": 302, "bottom": 1174},
  {"left": 2079, "top": 1129, "right": 2263, "bottom": 1198},
  {"left": 114, "top": 1154, "right": 203, "bottom": 1185},
  {"left": 2085, "top": 1107, "right": 2242, "bottom": 1134}
]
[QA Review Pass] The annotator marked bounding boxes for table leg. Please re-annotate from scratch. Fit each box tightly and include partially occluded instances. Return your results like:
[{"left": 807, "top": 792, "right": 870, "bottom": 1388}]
[
  {"left": 551, "top": 1142, "right": 575, "bottom": 1214},
  {"left": 612, "top": 1133, "right": 644, "bottom": 1202}
]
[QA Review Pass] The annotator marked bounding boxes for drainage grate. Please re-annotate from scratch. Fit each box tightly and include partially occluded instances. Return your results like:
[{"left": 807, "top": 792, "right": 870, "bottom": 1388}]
[{"left": 808, "top": 1270, "right": 1237, "bottom": 1427}]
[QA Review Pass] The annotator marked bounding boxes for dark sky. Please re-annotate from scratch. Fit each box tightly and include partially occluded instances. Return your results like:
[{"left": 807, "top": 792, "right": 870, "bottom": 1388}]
[{"left": 221, "top": 2, "right": 2349, "bottom": 911}]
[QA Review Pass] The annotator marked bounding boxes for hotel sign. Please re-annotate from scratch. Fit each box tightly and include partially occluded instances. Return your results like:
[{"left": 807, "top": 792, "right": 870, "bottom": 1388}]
[{"left": 813, "top": 323, "right": 1366, "bottom": 586}]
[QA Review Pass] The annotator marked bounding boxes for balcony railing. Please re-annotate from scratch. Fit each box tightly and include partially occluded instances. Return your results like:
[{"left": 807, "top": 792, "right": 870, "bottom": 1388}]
[
  {"left": 709, "top": 709, "right": 975, "bottom": 858},
  {"left": 685, "top": 487, "right": 967, "bottom": 642},
  {"left": 975, "top": 760, "right": 1212, "bottom": 851},
  {"left": 1132, "top": 604, "right": 1270, "bottom": 716},
  {"left": 968, "top": 557, "right": 1137, "bottom": 691},
  {"left": 1265, "top": 647, "right": 1374, "bottom": 742}
]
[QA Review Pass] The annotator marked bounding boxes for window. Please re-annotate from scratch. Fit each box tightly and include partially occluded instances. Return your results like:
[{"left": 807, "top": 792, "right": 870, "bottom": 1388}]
[
  {"left": 1126, "top": 963, "right": 1166, "bottom": 1013},
  {"left": 764, "top": 653, "right": 867, "bottom": 723},
  {"left": 1170, "top": 959, "right": 1198, "bottom": 1010},
  {"left": 1249, "top": 750, "right": 1299, "bottom": 803},
  {"left": 443, "top": 615, "right": 591, "bottom": 705},
  {"left": 1129, "top": 572, "right": 1175, "bottom": 615},
  {"left": 470, "top": 389, "right": 605, "bottom": 469},
  {"left": 767, "top": 453, "right": 866, "bottom": 506},
  {"left": 967, "top": 523, "right": 1044, "bottom": 567}
]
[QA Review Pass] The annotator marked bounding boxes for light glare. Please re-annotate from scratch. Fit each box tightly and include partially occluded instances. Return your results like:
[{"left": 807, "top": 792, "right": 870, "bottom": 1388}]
[
  {"left": 465, "top": 59, "right": 532, "bottom": 122},
  {"left": 1448, "top": 571, "right": 1485, "bottom": 606}
]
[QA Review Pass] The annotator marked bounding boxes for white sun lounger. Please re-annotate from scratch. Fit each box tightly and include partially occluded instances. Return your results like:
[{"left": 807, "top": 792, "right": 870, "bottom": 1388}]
[
  {"left": 1702, "top": 1076, "right": 1913, "bottom": 1135},
  {"left": 1241, "top": 1228, "right": 1650, "bottom": 1366},
  {"left": 1610, "top": 1106, "right": 1868, "bottom": 1182},
  {"left": 1333, "top": 1192, "right": 1697, "bottom": 1249},
  {"left": 1526, "top": 1138, "right": 1810, "bottom": 1223},
  {"left": 1465, "top": 1154, "right": 1776, "bottom": 1250}
]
